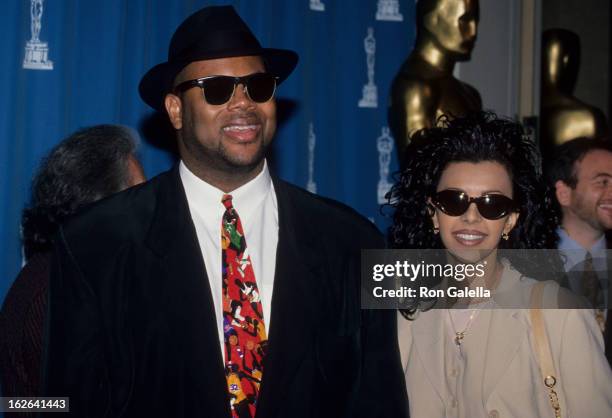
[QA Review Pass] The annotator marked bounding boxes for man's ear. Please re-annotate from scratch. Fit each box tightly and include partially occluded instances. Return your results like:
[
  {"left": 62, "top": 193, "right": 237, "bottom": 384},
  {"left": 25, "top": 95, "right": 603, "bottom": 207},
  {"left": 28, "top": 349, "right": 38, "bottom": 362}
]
[
  {"left": 165, "top": 93, "right": 183, "bottom": 130},
  {"left": 555, "top": 180, "right": 572, "bottom": 207}
]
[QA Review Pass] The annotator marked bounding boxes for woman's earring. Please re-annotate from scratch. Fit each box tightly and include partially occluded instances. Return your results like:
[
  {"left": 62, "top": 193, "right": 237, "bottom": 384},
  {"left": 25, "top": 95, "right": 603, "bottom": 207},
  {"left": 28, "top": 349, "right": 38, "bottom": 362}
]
[
  {"left": 433, "top": 226, "right": 439, "bottom": 235},
  {"left": 426, "top": 204, "right": 435, "bottom": 217},
  {"left": 502, "top": 232, "right": 509, "bottom": 240}
]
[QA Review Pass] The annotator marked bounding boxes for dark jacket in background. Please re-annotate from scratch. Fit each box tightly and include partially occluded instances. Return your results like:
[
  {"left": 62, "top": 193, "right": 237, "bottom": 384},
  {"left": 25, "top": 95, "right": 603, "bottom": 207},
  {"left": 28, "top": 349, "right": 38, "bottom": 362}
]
[{"left": 0, "top": 252, "right": 49, "bottom": 417}]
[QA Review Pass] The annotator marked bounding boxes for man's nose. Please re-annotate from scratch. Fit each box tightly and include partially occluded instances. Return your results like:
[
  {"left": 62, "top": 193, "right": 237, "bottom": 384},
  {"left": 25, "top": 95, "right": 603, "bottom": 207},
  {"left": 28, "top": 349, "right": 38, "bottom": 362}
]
[{"left": 227, "top": 82, "right": 255, "bottom": 110}]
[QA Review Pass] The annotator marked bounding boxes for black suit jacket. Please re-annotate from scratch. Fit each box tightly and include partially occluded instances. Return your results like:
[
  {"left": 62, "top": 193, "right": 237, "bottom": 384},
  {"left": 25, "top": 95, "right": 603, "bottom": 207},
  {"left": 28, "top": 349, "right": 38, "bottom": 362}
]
[{"left": 42, "top": 166, "right": 408, "bottom": 417}]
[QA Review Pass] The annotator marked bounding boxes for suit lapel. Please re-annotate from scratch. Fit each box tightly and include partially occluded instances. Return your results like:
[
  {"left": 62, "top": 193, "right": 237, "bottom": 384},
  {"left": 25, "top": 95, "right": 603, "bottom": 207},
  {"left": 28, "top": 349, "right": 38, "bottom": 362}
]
[
  {"left": 256, "top": 179, "right": 321, "bottom": 417},
  {"left": 411, "top": 309, "right": 446, "bottom": 404},
  {"left": 145, "top": 167, "right": 230, "bottom": 416},
  {"left": 480, "top": 265, "right": 528, "bottom": 401},
  {"left": 480, "top": 308, "right": 525, "bottom": 401}
]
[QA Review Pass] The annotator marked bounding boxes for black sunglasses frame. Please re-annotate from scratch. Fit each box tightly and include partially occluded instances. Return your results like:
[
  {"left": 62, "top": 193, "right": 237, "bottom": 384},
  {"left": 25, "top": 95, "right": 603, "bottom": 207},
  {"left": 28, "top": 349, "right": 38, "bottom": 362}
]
[
  {"left": 173, "top": 73, "right": 279, "bottom": 105},
  {"left": 431, "top": 189, "right": 518, "bottom": 220}
]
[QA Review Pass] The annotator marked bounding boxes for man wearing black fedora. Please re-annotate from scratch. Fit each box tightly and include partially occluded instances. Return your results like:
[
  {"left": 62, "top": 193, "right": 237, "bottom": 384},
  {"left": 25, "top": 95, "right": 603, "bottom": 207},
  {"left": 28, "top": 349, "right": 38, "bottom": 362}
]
[{"left": 42, "top": 5, "right": 407, "bottom": 418}]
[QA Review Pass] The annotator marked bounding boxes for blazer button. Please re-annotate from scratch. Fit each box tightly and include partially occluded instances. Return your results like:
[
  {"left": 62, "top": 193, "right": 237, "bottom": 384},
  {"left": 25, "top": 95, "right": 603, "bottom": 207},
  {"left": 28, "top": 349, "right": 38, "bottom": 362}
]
[{"left": 488, "top": 409, "right": 500, "bottom": 418}]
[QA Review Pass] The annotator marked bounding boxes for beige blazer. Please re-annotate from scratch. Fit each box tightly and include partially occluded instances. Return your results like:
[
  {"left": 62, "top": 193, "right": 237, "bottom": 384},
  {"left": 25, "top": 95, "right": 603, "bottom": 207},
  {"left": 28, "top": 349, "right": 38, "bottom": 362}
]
[{"left": 398, "top": 264, "right": 612, "bottom": 418}]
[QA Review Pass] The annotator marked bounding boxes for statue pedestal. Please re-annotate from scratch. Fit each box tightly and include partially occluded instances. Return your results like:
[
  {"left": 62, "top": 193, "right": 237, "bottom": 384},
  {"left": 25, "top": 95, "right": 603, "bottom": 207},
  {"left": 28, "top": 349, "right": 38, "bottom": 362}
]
[
  {"left": 376, "top": 0, "right": 403, "bottom": 21},
  {"left": 309, "top": 0, "right": 325, "bottom": 11},
  {"left": 23, "top": 40, "right": 53, "bottom": 70},
  {"left": 359, "top": 84, "right": 378, "bottom": 108}
]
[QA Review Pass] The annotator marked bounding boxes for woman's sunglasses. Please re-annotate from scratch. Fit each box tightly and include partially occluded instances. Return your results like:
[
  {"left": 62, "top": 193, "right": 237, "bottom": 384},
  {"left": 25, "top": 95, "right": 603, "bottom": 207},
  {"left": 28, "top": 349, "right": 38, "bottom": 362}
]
[
  {"left": 174, "top": 73, "right": 278, "bottom": 105},
  {"left": 431, "top": 189, "right": 517, "bottom": 220}
]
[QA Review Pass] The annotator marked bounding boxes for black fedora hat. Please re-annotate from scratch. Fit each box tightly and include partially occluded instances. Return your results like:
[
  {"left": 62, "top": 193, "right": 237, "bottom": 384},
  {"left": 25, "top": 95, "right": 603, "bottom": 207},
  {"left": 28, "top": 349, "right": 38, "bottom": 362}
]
[{"left": 139, "top": 5, "right": 298, "bottom": 111}]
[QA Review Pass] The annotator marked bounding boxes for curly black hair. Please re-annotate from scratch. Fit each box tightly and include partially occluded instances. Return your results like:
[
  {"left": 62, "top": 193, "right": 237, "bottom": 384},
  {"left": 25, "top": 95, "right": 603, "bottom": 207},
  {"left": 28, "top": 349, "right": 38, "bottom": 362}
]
[
  {"left": 22, "top": 125, "right": 139, "bottom": 259},
  {"left": 388, "top": 111, "right": 560, "bottom": 254}
]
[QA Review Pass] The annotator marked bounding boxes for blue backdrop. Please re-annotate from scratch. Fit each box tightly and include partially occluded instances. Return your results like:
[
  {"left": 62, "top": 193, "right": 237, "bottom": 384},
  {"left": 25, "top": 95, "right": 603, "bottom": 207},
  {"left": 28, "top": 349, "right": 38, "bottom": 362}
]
[{"left": 0, "top": 0, "right": 416, "bottom": 306}]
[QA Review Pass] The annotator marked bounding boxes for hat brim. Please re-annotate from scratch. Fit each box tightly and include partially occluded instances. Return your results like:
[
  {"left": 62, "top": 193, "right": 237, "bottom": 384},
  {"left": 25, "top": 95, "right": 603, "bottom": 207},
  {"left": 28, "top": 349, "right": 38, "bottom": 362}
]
[{"left": 139, "top": 48, "right": 298, "bottom": 111}]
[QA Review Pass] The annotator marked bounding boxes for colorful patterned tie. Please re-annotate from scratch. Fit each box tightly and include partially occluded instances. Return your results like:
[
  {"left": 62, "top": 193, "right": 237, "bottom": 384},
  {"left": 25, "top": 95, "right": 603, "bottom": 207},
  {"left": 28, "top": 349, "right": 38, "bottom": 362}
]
[{"left": 221, "top": 194, "right": 267, "bottom": 418}]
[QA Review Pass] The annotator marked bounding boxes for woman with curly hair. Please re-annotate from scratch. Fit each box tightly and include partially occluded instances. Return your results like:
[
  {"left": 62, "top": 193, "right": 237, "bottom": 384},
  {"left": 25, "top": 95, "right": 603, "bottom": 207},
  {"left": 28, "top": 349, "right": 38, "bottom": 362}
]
[{"left": 389, "top": 112, "right": 612, "bottom": 417}]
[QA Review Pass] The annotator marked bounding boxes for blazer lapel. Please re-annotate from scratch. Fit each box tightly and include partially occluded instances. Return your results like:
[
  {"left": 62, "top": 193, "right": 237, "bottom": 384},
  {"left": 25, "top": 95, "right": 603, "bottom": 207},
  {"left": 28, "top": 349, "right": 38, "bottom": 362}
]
[
  {"left": 481, "top": 265, "right": 528, "bottom": 401},
  {"left": 481, "top": 309, "right": 525, "bottom": 401},
  {"left": 256, "top": 179, "right": 321, "bottom": 417},
  {"left": 411, "top": 309, "right": 446, "bottom": 404},
  {"left": 145, "top": 167, "right": 230, "bottom": 416}
]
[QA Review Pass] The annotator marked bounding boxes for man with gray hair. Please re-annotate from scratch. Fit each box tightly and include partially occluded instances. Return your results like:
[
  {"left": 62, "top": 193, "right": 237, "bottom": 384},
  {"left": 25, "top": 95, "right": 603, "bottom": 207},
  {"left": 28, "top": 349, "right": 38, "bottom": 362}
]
[{"left": 0, "top": 124, "right": 145, "bottom": 400}]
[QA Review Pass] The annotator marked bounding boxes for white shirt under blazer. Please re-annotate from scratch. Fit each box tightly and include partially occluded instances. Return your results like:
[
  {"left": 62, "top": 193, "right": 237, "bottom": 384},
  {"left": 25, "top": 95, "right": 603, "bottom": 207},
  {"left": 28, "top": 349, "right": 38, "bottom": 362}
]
[{"left": 180, "top": 160, "right": 278, "bottom": 361}]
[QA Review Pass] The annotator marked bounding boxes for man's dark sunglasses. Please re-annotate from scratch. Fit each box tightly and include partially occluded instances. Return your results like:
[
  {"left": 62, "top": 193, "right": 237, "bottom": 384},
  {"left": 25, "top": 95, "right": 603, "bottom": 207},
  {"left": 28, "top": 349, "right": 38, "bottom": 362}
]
[
  {"left": 431, "top": 189, "right": 517, "bottom": 220},
  {"left": 174, "top": 73, "right": 278, "bottom": 105}
]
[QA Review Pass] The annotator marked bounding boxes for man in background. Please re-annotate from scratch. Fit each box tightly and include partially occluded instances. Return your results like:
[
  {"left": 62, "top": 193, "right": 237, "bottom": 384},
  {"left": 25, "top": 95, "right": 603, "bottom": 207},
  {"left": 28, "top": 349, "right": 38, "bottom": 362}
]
[
  {"left": 0, "top": 125, "right": 145, "bottom": 402},
  {"left": 546, "top": 137, "right": 612, "bottom": 365}
]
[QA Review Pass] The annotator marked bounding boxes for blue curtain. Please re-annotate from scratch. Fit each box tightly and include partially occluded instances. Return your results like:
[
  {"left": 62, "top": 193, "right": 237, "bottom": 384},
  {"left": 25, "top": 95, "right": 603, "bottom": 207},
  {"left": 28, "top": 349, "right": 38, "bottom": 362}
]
[{"left": 0, "top": 0, "right": 415, "bottom": 306}]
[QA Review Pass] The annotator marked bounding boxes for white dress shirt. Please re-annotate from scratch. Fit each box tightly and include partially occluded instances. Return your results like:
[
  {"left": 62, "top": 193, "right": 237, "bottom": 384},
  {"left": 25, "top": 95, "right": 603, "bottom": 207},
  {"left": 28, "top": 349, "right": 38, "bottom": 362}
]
[{"left": 179, "top": 160, "right": 278, "bottom": 361}]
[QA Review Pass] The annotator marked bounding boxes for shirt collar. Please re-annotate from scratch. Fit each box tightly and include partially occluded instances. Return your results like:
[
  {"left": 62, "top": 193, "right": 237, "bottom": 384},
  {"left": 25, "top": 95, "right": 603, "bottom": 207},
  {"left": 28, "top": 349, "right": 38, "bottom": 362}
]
[
  {"left": 179, "top": 160, "right": 272, "bottom": 219},
  {"left": 557, "top": 227, "right": 606, "bottom": 251},
  {"left": 591, "top": 234, "right": 607, "bottom": 253},
  {"left": 557, "top": 227, "right": 584, "bottom": 252},
  {"left": 557, "top": 227, "right": 607, "bottom": 265}
]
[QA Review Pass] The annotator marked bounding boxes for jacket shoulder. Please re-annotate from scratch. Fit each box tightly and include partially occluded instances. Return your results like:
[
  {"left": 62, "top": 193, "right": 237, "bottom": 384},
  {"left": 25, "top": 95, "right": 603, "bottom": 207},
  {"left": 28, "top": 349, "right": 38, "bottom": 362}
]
[
  {"left": 59, "top": 169, "right": 170, "bottom": 248},
  {"left": 277, "top": 180, "right": 384, "bottom": 248}
]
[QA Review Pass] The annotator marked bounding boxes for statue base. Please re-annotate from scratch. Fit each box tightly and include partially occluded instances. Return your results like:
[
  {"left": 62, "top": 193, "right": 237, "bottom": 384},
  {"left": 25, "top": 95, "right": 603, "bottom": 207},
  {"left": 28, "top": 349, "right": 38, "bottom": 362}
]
[
  {"left": 310, "top": 1, "right": 325, "bottom": 11},
  {"left": 23, "top": 40, "right": 53, "bottom": 70},
  {"left": 358, "top": 84, "right": 378, "bottom": 108},
  {"left": 376, "top": 11, "right": 403, "bottom": 21}
]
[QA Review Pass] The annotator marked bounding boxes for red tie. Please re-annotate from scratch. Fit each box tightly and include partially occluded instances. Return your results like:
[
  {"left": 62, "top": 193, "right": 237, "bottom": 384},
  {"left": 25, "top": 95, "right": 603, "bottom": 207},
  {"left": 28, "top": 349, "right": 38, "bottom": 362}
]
[{"left": 221, "top": 194, "right": 267, "bottom": 418}]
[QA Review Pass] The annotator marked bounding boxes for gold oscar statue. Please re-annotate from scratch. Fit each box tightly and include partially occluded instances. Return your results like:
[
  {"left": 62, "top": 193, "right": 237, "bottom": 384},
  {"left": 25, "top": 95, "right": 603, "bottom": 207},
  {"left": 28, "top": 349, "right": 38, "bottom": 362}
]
[
  {"left": 389, "top": 0, "right": 482, "bottom": 160},
  {"left": 540, "top": 29, "right": 608, "bottom": 152}
]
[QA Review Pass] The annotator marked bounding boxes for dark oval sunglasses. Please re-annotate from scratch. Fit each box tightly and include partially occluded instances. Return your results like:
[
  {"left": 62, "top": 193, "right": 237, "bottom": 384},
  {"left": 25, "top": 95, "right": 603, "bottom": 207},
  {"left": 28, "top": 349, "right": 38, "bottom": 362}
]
[
  {"left": 174, "top": 73, "right": 278, "bottom": 105},
  {"left": 431, "top": 189, "right": 517, "bottom": 220}
]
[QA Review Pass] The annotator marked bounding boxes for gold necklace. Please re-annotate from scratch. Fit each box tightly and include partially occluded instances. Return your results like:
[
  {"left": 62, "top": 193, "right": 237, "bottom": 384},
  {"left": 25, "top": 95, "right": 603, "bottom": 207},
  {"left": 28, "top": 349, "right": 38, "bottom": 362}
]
[
  {"left": 448, "top": 309, "right": 478, "bottom": 346},
  {"left": 447, "top": 261, "right": 499, "bottom": 345}
]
